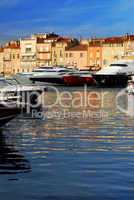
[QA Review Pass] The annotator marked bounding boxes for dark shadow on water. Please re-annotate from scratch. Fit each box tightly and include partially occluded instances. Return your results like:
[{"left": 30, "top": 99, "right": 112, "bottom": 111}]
[{"left": 0, "top": 129, "right": 31, "bottom": 175}]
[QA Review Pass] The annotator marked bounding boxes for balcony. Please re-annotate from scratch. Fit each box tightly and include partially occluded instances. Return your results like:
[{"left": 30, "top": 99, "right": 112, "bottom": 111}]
[
  {"left": 4, "top": 57, "right": 11, "bottom": 61},
  {"left": 37, "top": 58, "right": 51, "bottom": 61},
  {"left": 37, "top": 50, "right": 51, "bottom": 53},
  {"left": 21, "top": 55, "right": 36, "bottom": 62}
]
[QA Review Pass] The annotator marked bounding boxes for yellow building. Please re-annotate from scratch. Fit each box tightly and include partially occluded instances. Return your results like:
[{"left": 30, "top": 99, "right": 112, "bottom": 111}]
[
  {"left": 52, "top": 37, "right": 71, "bottom": 66},
  {"left": 123, "top": 35, "right": 134, "bottom": 59},
  {"left": 65, "top": 44, "right": 89, "bottom": 69},
  {"left": 102, "top": 37, "right": 124, "bottom": 67},
  {"left": 20, "top": 37, "right": 37, "bottom": 72},
  {"left": 3, "top": 42, "right": 20, "bottom": 75},
  {"left": 0, "top": 47, "right": 4, "bottom": 74},
  {"left": 36, "top": 37, "right": 53, "bottom": 67}
]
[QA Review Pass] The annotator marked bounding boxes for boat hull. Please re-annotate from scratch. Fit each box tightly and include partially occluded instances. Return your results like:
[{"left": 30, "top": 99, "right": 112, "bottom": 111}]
[
  {"left": 30, "top": 77, "right": 64, "bottom": 85},
  {"left": 92, "top": 74, "right": 130, "bottom": 87},
  {"left": 0, "top": 105, "right": 20, "bottom": 127},
  {"left": 63, "top": 75, "right": 95, "bottom": 86}
]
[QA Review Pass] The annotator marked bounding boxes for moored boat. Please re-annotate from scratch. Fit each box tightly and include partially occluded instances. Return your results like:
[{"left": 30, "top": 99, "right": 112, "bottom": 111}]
[
  {"left": 0, "top": 76, "right": 45, "bottom": 115},
  {"left": 30, "top": 66, "right": 71, "bottom": 85},
  {"left": 63, "top": 70, "right": 95, "bottom": 86},
  {"left": 0, "top": 102, "right": 20, "bottom": 127},
  {"left": 92, "top": 60, "right": 134, "bottom": 87}
]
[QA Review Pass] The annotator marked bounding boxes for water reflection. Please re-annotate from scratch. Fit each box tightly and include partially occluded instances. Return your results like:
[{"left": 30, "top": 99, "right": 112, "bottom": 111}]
[
  {"left": 0, "top": 129, "right": 31, "bottom": 174},
  {"left": 0, "top": 88, "right": 134, "bottom": 199},
  {"left": 31, "top": 87, "right": 134, "bottom": 153}
]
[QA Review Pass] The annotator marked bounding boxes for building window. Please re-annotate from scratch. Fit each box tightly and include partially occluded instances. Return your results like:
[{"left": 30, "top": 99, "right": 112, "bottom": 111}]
[
  {"left": 66, "top": 53, "right": 68, "bottom": 58},
  {"left": 69, "top": 53, "right": 73, "bottom": 57},
  {"left": 53, "top": 51, "right": 56, "bottom": 57},
  {"left": 60, "top": 50, "right": 63, "bottom": 58},
  {"left": 17, "top": 54, "right": 20, "bottom": 59},
  {"left": 80, "top": 53, "right": 83, "bottom": 57},
  {"left": 96, "top": 52, "right": 100, "bottom": 58},
  {"left": 25, "top": 48, "right": 32, "bottom": 53},
  {"left": 12, "top": 54, "right": 15, "bottom": 59},
  {"left": 103, "top": 59, "right": 107, "bottom": 65}
]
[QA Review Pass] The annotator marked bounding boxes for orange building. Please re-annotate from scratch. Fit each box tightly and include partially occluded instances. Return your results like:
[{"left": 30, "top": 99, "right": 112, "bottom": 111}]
[
  {"left": 36, "top": 37, "right": 53, "bottom": 67},
  {"left": 88, "top": 39, "right": 103, "bottom": 70},
  {"left": 3, "top": 42, "right": 20, "bottom": 75},
  {"left": 36, "top": 34, "right": 59, "bottom": 67},
  {"left": 65, "top": 44, "right": 89, "bottom": 69},
  {"left": 0, "top": 47, "right": 4, "bottom": 74}
]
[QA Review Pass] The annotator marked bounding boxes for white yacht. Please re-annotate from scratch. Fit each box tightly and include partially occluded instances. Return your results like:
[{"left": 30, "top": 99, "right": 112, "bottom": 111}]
[
  {"left": 93, "top": 60, "right": 134, "bottom": 86},
  {"left": 30, "top": 66, "right": 73, "bottom": 85},
  {"left": 0, "top": 77, "right": 44, "bottom": 114},
  {"left": 0, "top": 77, "right": 20, "bottom": 126}
]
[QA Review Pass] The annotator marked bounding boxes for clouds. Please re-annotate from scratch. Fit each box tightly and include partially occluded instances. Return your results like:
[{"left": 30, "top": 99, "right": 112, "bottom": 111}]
[{"left": 0, "top": 0, "right": 134, "bottom": 42}]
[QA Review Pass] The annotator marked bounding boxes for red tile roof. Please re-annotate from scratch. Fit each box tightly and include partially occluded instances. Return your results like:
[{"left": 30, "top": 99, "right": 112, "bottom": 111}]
[
  {"left": 5, "top": 43, "right": 20, "bottom": 49},
  {"left": 66, "top": 44, "right": 88, "bottom": 51},
  {"left": 125, "top": 35, "right": 134, "bottom": 41},
  {"left": 104, "top": 36, "right": 124, "bottom": 44},
  {"left": 0, "top": 47, "right": 3, "bottom": 52},
  {"left": 56, "top": 37, "right": 71, "bottom": 43}
]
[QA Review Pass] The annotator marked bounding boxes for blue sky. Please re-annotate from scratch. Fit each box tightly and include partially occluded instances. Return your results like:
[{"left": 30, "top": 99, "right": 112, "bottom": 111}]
[{"left": 0, "top": 0, "right": 134, "bottom": 42}]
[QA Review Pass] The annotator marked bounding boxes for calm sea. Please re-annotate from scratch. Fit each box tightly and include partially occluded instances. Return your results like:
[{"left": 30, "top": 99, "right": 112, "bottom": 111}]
[{"left": 0, "top": 87, "right": 134, "bottom": 200}]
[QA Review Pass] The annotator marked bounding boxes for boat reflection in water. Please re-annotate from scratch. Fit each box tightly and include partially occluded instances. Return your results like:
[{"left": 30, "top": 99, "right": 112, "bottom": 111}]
[{"left": 0, "top": 130, "right": 31, "bottom": 175}]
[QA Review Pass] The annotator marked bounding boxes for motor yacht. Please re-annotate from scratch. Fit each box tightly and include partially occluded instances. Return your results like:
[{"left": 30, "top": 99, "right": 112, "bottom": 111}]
[
  {"left": 0, "top": 101, "right": 20, "bottom": 127},
  {"left": 0, "top": 77, "right": 44, "bottom": 114},
  {"left": 92, "top": 60, "right": 134, "bottom": 86},
  {"left": 30, "top": 66, "right": 73, "bottom": 85},
  {"left": 63, "top": 70, "right": 95, "bottom": 86}
]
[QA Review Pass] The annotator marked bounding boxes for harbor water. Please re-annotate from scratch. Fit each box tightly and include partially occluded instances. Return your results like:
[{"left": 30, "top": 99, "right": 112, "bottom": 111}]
[{"left": 0, "top": 87, "right": 134, "bottom": 200}]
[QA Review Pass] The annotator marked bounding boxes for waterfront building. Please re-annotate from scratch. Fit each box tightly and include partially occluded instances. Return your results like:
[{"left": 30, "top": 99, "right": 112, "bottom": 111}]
[
  {"left": 36, "top": 33, "right": 60, "bottom": 67},
  {"left": 88, "top": 39, "right": 103, "bottom": 70},
  {"left": 0, "top": 47, "right": 4, "bottom": 74},
  {"left": 52, "top": 37, "right": 71, "bottom": 66},
  {"left": 65, "top": 44, "right": 89, "bottom": 69},
  {"left": 3, "top": 41, "right": 20, "bottom": 75},
  {"left": 36, "top": 37, "right": 55, "bottom": 67},
  {"left": 102, "top": 36, "right": 124, "bottom": 67},
  {"left": 20, "top": 37, "right": 37, "bottom": 72},
  {"left": 123, "top": 35, "right": 134, "bottom": 59},
  {"left": 2, "top": 33, "right": 134, "bottom": 75}
]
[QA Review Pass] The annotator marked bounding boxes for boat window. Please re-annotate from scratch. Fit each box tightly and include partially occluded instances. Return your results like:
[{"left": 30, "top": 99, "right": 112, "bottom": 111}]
[
  {"left": 110, "top": 64, "right": 128, "bottom": 67},
  {"left": 0, "top": 79, "right": 10, "bottom": 86},
  {"left": 58, "top": 70, "right": 70, "bottom": 73}
]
